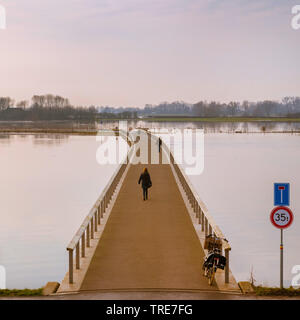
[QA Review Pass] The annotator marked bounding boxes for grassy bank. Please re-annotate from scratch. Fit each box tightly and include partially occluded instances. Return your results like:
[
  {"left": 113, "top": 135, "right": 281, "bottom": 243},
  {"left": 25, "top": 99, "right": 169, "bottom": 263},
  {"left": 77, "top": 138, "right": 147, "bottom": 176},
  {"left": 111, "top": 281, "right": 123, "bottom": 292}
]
[
  {"left": 0, "top": 288, "right": 43, "bottom": 297},
  {"left": 254, "top": 286, "right": 300, "bottom": 296}
]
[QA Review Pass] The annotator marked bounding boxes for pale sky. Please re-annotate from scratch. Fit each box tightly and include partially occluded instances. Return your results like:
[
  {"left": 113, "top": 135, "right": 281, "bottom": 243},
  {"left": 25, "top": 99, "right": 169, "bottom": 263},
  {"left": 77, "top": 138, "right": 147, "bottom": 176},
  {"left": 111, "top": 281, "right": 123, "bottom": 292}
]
[{"left": 0, "top": 0, "right": 299, "bottom": 107}]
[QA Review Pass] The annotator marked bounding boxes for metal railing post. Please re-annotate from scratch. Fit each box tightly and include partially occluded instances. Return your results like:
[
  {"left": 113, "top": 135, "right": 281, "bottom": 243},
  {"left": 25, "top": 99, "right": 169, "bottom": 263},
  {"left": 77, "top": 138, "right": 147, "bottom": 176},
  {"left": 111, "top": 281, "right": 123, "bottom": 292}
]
[
  {"left": 87, "top": 224, "right": 90, "bottom": 247},
  {"left": 225, "top": 248, "right": 230, "bottom": 283},
  {"left": 91, "top": 218, "right": 94, "bottom": 239},
  {"left": 94, "top": 211, "right": 98, "bottom": 232},
  {"left": 98, "top": 206, "right": 101, "bottom": 224},
  {"left": 196, "top": 203, "right": 199, "bottom": 218},
  {"left": 68, "top": 249, "right": 73, "bottom": 284},
  {"left": 101, "top": 200, "right": 104, "bottom": 218},
  {"left": 82, "top": 233, "right": 85, "bottom": 258},
  {"left": 205, "top": 218, "right": 208, "bottom": 236},
  {"left": 76, "top": 243, "right": 80, "bottom": 269},
  {"left": 201, "top": 213, "right": 204, "bottom": 231}
]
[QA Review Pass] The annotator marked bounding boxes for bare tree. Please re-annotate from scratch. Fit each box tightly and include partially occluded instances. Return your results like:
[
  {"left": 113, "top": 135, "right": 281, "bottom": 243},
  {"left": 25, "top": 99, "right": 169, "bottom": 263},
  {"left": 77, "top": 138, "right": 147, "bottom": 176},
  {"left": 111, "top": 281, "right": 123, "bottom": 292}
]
[
  {"left": 16, "top": 100, "right": 29, "bottom": 109},
  {"left": 0, "top": 97, "right": 14, "bottom": 110}
]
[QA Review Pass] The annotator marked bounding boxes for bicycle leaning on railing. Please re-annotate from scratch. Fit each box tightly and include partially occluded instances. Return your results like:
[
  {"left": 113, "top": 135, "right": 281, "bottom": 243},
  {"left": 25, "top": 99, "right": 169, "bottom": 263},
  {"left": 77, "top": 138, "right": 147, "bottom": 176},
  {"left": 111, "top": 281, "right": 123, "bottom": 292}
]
[{"left": 202, "top": 234, "right": 228, "bottom": 285}]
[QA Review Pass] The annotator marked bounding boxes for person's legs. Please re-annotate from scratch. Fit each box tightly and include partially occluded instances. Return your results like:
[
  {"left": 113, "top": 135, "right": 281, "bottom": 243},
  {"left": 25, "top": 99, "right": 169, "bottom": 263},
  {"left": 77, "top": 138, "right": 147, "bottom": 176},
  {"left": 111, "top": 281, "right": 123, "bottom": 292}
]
[
  {"left": 145, "top": 187, "right": 148, "bottom": 200},
  {"left": 143, "top": 187, "right": 146, "bottom": 200}
]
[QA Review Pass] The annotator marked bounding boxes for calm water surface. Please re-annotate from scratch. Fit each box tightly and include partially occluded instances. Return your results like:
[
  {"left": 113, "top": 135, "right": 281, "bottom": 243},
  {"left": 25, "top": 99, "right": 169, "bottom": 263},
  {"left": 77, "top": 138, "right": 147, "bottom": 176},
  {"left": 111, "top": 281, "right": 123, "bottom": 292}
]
[
  {"left": 1, "top": 120, "right": 300, "bottom": 133},
  {"left": 0, "top": 131, "right": 299, "bottom": 288},
  {"left": 0, "top": 134, "right": 126, "bottom": 289},
  {"left": 183, "top": 133, "right": 300, "bottom": 287}
]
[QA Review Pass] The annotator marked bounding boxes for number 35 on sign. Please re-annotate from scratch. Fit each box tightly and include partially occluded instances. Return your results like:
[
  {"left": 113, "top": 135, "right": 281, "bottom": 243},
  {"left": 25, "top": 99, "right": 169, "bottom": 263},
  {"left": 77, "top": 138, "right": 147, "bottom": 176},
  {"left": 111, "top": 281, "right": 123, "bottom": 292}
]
[{"left": 270, "top": 206, "right": 294, "bottom": 229}]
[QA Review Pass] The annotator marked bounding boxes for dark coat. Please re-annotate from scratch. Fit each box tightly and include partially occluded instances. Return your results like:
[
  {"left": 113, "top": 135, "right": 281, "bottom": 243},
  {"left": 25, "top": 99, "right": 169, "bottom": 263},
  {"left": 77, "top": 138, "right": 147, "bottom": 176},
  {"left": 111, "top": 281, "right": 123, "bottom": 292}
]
[{"left": 138, "top": 172, "right": 152, "bottom": 189}]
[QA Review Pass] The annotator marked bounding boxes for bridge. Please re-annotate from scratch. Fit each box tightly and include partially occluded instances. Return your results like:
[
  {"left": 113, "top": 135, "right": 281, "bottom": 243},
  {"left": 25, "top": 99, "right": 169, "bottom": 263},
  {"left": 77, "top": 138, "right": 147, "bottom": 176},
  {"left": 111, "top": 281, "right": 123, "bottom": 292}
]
[{"left": 57, "top": 129, "right": 240, "bottom": 295}]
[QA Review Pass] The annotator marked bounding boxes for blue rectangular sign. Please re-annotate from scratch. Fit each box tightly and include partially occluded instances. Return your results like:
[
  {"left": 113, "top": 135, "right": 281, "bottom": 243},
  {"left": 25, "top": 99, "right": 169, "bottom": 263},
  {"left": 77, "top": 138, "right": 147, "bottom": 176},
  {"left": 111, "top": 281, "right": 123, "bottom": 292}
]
[{"left": 274, "top": 183, "right": 290, "bottom": 206}]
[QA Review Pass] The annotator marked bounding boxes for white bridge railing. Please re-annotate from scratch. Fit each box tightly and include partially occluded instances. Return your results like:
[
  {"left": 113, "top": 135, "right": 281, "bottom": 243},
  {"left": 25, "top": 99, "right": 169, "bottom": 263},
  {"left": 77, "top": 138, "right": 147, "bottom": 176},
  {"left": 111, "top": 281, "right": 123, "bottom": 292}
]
[
  {"left": 66, "top": 145, "right": 133, "bottom": 284},
  {"left": 65, "top": 130, "right": 231, "bottom": 285},
  {"left": 161, "top": 140, "right": 232, "bottom": 283}
]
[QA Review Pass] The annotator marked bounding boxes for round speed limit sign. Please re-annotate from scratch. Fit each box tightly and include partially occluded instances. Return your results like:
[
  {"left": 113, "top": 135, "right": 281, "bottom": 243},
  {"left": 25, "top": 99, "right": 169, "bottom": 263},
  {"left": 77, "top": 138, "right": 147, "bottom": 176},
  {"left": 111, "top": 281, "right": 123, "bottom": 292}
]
[{"left": 270, "top": 206, "right": 294, "bottom": 229}]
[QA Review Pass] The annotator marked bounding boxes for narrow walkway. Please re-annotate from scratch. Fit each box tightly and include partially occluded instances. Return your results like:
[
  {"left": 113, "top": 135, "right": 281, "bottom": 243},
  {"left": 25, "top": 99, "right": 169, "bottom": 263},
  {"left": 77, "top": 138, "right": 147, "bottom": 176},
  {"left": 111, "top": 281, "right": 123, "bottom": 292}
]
[{"left": 80, "top": 134, "right": 215, "bottom": 291}]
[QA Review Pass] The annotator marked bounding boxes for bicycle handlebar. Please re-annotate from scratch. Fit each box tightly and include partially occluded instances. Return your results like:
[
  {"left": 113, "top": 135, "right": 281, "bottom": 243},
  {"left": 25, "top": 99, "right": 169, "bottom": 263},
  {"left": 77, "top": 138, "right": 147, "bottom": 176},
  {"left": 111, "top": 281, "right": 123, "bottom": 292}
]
[{"left": 207, "top": 233, "right": 228, "bottom": 242}]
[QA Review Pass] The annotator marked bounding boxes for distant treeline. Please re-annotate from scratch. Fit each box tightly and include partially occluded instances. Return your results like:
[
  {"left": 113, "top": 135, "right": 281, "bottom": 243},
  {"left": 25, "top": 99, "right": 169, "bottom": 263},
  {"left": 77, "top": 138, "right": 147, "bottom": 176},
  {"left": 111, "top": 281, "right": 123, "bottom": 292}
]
[
  {"left": 1, "top": 95, "right": 300, "bottom": 121},
  {"left": 0, "top": 95, "right": 98, "bottom": 121},
  {"left": 0, "top": 95, "right": 138, "bottom": 121},
  {"left": 100, "top": 98, "right": 300, "bottom": 118},
  {"left": 191, "top": 97, "right": 300, "bottom": 117}
]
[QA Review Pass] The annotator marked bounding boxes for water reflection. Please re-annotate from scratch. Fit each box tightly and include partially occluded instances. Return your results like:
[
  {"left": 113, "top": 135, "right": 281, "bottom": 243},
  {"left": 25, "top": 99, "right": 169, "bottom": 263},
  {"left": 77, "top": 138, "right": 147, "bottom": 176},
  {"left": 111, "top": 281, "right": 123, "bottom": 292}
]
[
  {"left": 18, "top": 134, "right": 29, "bottom": 140},
  {"left": 108, "top": 120, "right": 300, "bottom": 133},
  {"left": 177, "top": 134, "right": 300, "bottom": 287},
  {"left": 33, "top": 134, "right": 69, "bottom": 146},
  {"left": 0, "top": 134, "right": 11, "bottom": 144},
  {"left": 0, "top": 135, "right": 125, "bottom": 289},
  {"left": 1, "top": 120, "right": 300, "bottom": 133},
  {"left": 0, "top": 130, "right": 299, "bottom": 289}
]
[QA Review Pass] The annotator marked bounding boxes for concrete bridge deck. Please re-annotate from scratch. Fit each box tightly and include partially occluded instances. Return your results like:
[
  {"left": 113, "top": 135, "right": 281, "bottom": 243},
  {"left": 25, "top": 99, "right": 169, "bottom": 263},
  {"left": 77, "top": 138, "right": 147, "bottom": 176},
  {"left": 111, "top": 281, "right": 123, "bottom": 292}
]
[
  {"left": 80, "top": 161, "right": 213, "bottom": 291},
  {"left": 58, "top": 131, "right": 239, "bottom": 295}
]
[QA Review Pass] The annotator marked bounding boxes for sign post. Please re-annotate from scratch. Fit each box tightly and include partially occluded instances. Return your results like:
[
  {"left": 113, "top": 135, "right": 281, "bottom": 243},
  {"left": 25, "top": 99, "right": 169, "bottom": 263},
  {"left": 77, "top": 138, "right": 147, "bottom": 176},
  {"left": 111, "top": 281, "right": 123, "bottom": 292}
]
[
  {"left": 280, "top": 229, "right": 283, "bottom": 289},
  {"left": 270, "top": 205, "right": 294, "bottom": 289}
]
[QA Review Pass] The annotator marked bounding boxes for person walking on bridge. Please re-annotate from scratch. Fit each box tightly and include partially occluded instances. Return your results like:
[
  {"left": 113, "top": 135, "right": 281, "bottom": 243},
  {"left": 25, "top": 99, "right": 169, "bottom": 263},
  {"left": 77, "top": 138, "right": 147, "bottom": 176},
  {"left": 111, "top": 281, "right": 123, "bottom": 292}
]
[
  {"left": 158, "top": 137, "right": 162, "bottom": 153},
  {"left": 138, "top": 168, "right": 152, "bottom": 201}
]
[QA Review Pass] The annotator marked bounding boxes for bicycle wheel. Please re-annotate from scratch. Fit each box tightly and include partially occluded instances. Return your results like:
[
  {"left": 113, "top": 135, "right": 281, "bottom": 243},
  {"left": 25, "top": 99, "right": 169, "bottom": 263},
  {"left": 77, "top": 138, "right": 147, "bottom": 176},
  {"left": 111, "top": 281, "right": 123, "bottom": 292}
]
[
  {"left": 203, "top": 265, "right": 207, "bottom": 277},
  {"left": 208, "top": 267, "right": 215, "bottom": 286}
]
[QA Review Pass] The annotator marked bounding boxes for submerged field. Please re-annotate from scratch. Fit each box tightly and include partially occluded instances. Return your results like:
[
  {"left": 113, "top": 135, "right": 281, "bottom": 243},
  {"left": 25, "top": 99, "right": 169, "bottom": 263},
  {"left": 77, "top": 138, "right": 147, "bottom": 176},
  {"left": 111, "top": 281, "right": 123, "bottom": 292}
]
[{"left": 0, "top": 128, "right": 299, "bottom": 289}]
